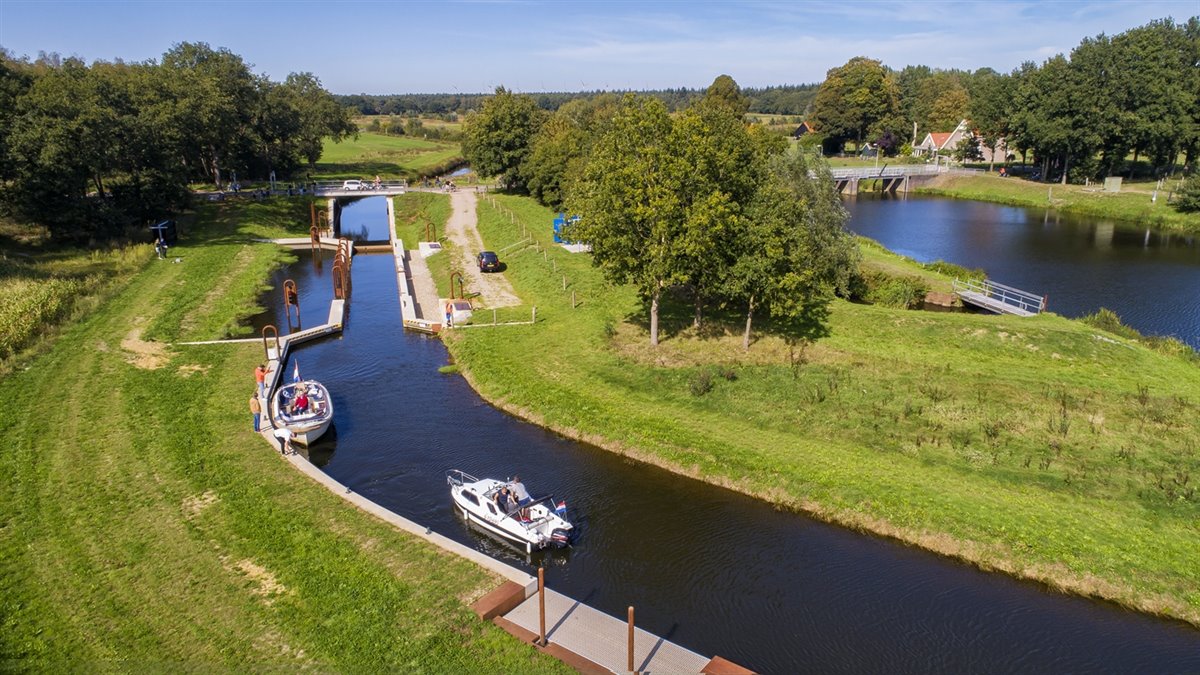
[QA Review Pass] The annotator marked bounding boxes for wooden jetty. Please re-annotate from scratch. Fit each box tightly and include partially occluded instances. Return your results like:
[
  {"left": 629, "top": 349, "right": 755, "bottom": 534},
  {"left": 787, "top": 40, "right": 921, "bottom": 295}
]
[
  {"left": 503, "top": 587, "right": 713, "bottom": 673},
  {"left": 953, "top": 278, "right": 1046, "bottom": 316}
]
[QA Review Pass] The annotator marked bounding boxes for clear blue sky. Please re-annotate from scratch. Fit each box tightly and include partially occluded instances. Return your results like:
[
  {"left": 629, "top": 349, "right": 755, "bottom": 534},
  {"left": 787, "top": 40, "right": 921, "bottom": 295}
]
[{"left": 1, "top": 1, "right": 1195, "bottom": 94}]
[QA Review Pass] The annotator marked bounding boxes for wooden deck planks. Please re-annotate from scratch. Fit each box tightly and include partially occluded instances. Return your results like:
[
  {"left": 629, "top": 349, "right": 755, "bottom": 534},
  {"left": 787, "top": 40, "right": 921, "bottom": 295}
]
[{"left": 505, "top": 588, "right": 710, "bottom": 674}]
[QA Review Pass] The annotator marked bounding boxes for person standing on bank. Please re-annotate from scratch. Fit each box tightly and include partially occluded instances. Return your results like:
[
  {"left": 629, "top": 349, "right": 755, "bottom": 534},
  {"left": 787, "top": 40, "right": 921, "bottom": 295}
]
[
  {"left": 254, "top": 364, "right": 266, "bottom": 397},
  {"left": 272, "top": 427, "right": 294, "bottom": 455},
  {"left": 249, "top": 393, "right": 262, "bottom": 432}
]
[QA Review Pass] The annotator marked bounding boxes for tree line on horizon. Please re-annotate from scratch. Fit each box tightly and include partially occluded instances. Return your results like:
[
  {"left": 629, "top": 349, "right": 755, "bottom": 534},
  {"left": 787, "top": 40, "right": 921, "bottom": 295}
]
[
  {"left": 336, "top": 85, "right": 820, "bottom": 119},
  {"left": 0, "top": 43, "right": 356, "bottom": 243}
]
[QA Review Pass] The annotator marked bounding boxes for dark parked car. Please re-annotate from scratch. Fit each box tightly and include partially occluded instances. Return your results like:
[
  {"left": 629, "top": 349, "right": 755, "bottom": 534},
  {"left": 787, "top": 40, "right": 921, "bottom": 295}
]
[{"left": 477, "top": 251, "right": 500, "bottom": 272}]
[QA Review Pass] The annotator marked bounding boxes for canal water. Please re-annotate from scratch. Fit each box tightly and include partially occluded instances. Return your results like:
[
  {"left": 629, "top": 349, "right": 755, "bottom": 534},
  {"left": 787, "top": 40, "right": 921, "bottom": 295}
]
[
  {"left": 844, "top": 195, "right": 1200, "bottom": 349},
  {"left": 251, "top": 197, "right": 1200, "bottom": 673}
]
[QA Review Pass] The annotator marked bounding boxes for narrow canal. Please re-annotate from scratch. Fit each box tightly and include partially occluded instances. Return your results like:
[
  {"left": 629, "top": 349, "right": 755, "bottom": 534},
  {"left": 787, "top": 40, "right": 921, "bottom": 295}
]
[
  {"left": 844, "top": 194, "right": 1200, "bottom": 349},
  {"left": 252, "top": 197, "right": 1200, "bottom": 673}
]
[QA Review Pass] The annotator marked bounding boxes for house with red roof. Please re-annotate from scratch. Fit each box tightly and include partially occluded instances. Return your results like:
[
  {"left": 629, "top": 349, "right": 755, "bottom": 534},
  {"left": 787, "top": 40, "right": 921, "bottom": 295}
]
[
  {"left": 914, "top": 119, "right": 969, "bottom": 158},
  {"left": 914, "top": 119, "right": 1009, "bottom": 163}
]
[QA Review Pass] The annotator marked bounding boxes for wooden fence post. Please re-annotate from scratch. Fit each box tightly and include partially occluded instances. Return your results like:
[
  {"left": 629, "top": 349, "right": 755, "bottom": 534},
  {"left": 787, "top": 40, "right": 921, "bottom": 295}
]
[
  {"left": 571, "top": 290, "right": 576, "bottom": 308},
  {"left": 532, "top": 306, "right": 537, "bottom": 324},
  {"left": 562, "top": 275, "right": 567, "bottom": 291}
]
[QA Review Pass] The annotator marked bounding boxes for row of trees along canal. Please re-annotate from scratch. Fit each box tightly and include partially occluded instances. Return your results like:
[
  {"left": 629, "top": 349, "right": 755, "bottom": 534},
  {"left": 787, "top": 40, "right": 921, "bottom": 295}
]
[
  {"left": 464, "top": 77, "right": 859, "bottom": 353},
  {"left": 0, "top": 43, "right": 356, "bottom": 242}
]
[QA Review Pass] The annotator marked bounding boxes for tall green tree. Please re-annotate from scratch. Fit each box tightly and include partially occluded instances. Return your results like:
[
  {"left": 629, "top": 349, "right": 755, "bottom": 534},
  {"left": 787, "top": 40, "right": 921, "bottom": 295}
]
[
  {"left": 702, "top": 74, "right": 750, "bottom": 115},
  {"left": 524, "top": 94, "right": 619, "bottom": 209},
  {"left": 811, "top": 56, "right": 900, "bottom": 152},
  {"left": 280, "top": 72, "right": 357, "bottom": 167},
  {"left": 567, "top": 96, "right": 686, "bottom": 346},
  {"left": 461, "top": 86, "right": 547, "bottom": 191},
  {"left": 725, "top": 148, "right": 856, "bottom": 357},
  {"left": 672, "top": 92, "right": 766, "bottom": 328},
  {"left": 968, "top": 69, "right": 1014, "bottom": 171}
]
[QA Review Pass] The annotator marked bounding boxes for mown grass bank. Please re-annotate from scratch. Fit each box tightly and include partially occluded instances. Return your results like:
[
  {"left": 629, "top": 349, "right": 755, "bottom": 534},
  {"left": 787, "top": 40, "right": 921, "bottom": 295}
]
[
  {"left": 315, "top": 133, "right": 463, "bottom": 182},
  {"left": 445, "top": 193, "right": 1200, "bottom": 626},
  {"left": 392, "top": 192, "right": 451, "bottom": 249},
  {"left": 916, "top": 173, "right": 1200, "bottom": 232},
  {"left": 0, "top": 199, "right": 567, "bottom": 671}
]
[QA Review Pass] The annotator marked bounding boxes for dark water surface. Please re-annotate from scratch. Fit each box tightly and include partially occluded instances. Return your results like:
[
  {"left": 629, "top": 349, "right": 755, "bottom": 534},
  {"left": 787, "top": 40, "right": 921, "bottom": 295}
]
[
  {"left": 844, "top": 195, "right": 1200, "bottom": 349},
  {"left": 249, "top": 198, "right": 1200, "bottom": 673}
]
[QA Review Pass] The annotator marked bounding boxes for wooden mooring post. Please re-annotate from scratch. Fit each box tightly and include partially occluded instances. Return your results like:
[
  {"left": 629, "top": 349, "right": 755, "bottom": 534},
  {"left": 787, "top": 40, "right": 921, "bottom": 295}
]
[
  {"left": 627, "top": 606, "right": 636, "bottom": 673},
  {"left": 538, "top": 567, "right": 547, "bottom": 647}
]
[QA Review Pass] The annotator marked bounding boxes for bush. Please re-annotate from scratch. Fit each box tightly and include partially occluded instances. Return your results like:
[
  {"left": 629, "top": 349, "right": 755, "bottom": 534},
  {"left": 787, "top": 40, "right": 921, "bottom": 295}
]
[
  {"left": 1174, "top": 175, "right": 1200, "bottom": 213},
  {"left": 857, "top": 271, "right": 929, "bottom": 308},
  {"left": 1081, "top": 307, "right": 1141, "bottom": 340},
  {"left": 689, "top": 369, "right": 714, "bottom": 396},
  {"left": 923, "top": 260, "right": 986, "bottom": 281},
  {"left": 0, "top": 276, "right": 92, "bottom": 358}
]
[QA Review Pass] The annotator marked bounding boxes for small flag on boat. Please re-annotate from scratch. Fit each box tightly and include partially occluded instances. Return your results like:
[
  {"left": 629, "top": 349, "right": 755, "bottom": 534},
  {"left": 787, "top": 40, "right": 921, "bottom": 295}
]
[
  {"left": 292, "top": 360, "right": 301, "bottom": 383},
  {"left": 554, "top": 500, "right": 567, "bottom": 514}
]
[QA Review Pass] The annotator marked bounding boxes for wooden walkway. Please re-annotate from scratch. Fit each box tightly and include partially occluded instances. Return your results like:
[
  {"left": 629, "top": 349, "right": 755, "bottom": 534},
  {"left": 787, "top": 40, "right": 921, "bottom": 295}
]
[
  {"left": 504, "top": 588, "right": 711, "bottom": 674},
  {"left": 953, "top": 278, "right": 1046, "bottom": 316}
]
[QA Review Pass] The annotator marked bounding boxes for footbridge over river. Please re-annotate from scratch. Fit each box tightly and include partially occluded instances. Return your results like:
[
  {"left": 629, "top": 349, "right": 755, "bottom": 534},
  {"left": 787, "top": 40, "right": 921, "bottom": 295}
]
[{"left": 830, "top": 165, "right": 976, "bottom": 194}]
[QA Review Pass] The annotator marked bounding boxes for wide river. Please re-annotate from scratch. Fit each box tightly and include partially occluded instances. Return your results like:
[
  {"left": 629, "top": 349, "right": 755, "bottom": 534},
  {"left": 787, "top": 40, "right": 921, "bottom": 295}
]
[
  {"left": 251, "top": 197, "right": 1199, "bottom": 673},
  {"left": 843, "top": 194, "right": 1200, "bottom": 349}
]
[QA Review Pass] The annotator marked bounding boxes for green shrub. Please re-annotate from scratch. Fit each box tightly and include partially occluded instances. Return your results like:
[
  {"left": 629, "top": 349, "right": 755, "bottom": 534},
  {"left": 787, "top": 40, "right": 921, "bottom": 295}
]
[
  {"left": 859, "top": 271, "right": 929, "bottom": 308},
  {"left": 1081, "top": 307, "right": 1142, "bottom": 340},
  {"left": 923, "top": 260, "right": 986, "bottom": 280},
  {"left": 1174, "top": 174, "right": 1200, "bottom": 213},
  {"left": 689, "top": 369, "right": 715, "bottom": 396},
  {"left": 0, "top": 276, "right": 92, "bottom": 358}
]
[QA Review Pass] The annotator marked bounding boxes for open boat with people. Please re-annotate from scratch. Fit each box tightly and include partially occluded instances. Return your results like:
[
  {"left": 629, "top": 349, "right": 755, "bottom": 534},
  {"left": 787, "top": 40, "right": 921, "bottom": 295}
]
[
  {"left": 446, "top": 470, "right": 573, "bottom": 553},
  {"left": 270, "top": 377, "right": 333, "bottom": 446}
]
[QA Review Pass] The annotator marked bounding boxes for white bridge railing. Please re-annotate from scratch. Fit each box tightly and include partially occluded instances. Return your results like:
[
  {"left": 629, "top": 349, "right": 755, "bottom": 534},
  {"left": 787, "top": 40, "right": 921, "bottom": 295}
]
[
  {"left": 829, "top": 165, "right": 951, "bottom": 179},
  {"left": 313, "top": 180, "right": 409, "bottom": 196},
  {"left": 953, "top": 278, "right": 1047, "bottom": 315}
]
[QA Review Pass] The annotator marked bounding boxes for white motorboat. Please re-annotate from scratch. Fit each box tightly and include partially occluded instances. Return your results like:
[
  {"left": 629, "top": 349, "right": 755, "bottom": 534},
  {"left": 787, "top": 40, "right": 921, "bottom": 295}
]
[
  {"left": 446, "top": 470, "right": 573, "bottom": 553},
  {"left": 270, "top": 380, "right": 333, "bottom": 446}
]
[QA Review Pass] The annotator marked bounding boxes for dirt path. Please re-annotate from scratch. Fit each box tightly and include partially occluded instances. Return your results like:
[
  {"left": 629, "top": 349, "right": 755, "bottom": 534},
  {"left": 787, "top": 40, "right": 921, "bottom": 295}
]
[{"left": 443, "top": 191, "right": 520, "bottom": 308}]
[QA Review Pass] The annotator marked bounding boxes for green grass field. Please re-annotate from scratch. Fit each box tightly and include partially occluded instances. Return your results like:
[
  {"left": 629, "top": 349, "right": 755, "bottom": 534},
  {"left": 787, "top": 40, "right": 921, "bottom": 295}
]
[
  {"left": 0, "top": 199, "right": 568, "bottom": 671},
  {"left": 444, "top": 193, "right": 1200, "bottom": 626},
  {"left": 315, "top": 133, "right": 463, "bottom": 181},
  {"left": 392, "top": 192, "right": 451, "bottom": 250},
  {"left": 917, "top": 173, "right": 1200, "bottom": 232}
]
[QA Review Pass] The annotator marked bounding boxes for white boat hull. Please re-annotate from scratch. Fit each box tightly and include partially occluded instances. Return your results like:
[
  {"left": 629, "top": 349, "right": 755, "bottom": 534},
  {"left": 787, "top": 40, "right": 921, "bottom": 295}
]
[
  {"left": 270, "top": 380, "right": 333, "bottom": 446},
  {"left": 447, "top": 471, "right": 573, "bottom": 553}
]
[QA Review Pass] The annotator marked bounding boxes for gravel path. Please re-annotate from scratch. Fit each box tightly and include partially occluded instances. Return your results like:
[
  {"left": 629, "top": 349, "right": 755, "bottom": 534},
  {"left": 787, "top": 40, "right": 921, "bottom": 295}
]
[{"left": 443, "top": 190, "right": 520, "bottom": 308}]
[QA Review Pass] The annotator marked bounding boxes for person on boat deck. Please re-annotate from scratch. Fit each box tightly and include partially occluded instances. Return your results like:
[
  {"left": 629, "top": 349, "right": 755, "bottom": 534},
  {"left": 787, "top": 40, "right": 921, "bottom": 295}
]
[
  {"left": 493, "top": 486, "right": 511, "bottom": 509},
  {"left": 510, "top": 475, "right": 532, "bottom": 518},
  {"left": 291, "top": 390, "right": 310, "bottom": 415},
  {"left": 505, "top": 490, "right": 520, "bottom": 517}
]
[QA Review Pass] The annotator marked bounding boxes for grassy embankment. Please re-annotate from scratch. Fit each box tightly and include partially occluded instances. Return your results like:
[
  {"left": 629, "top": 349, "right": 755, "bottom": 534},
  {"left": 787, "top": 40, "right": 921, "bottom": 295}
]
[
  {"left": 392, "top": 192, "right": 452, "bottom": 250},
  {"left": 314, "top": 132, "right": 463, "bottom": 183},
  {"left": 0, "top": 198, "right": 567, "bottom": 671},
  {"left": 440, "top": 193, "right": 1200, "bottom": 626},
  {"left": 916, "top": 172, "right": 1200, "bottom": 232}
]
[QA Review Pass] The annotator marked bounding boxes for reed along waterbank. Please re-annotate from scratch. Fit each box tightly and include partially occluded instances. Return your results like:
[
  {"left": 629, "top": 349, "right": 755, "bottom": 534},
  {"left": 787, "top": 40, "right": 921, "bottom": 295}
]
[{"left": 444, "top": 193, "right": 1200, "bottom": 629}]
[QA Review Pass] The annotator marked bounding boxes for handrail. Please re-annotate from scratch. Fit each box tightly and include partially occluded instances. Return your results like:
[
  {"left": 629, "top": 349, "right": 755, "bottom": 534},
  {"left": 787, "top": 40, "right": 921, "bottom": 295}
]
[
  {"left": 446, "top": 469, "right": 478, "bottom": 486},
  {"left": 953, "top": 278, "right": 1046, "bottom": 313}
]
